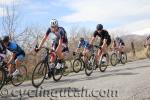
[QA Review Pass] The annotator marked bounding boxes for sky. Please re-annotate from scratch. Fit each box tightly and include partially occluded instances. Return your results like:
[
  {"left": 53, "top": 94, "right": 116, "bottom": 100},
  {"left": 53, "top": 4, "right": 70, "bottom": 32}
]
[{"left": 0, "top": 0, "right": 150, "bottom": 37}]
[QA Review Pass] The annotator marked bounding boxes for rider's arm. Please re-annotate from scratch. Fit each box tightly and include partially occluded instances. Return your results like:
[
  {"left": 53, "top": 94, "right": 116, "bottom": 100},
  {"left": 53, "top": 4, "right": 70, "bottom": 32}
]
[
  {"left": 90, "top": 37, "right": 95, "bottom": 45},
  {"left": 102, "top": 39, "right": 107, "bottom": 48},
  {"left": 76, "top": 41, "right": 81, "bottom": 52},
  {"left": 7, "top": 53, "right": 15, "bottom": 65},
  {"left": 112, "top": 40, "right": 115, "bottom": 48},
  {"left": 90, "top": 31, "right": 98, "bottom": 45},
  {"left": 38, "top": 28, "right": 51, "bottom": 49},
  {"left": 38, "top": 35, "right": 47, "bottom": 49}
]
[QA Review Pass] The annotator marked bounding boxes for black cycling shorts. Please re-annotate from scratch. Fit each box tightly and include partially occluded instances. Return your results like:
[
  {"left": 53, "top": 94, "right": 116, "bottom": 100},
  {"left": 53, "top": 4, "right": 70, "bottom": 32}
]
[
  {"left": 121, "top": 42, "right": 125, "bottom": 46},
  {"left": 100, "top": 39, "right": 111, "bottom": 46}
]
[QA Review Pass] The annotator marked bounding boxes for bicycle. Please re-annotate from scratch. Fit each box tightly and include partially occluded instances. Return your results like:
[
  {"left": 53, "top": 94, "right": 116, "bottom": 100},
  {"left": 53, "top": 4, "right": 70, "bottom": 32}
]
[
  {"left": 110, "top": 48, "right": 127, "bottom": 66},
  {"left": 32, "top": 47, "right": 70, "bottom": 88},
  {"left": 87, "top": 45, "right": 109, "bottom": 74},
  {"left": 72, "top": 52, "right": 85, "bottom": 73},
  {"left": 0, "top": 59, "right": 27, "bottom": 90}
]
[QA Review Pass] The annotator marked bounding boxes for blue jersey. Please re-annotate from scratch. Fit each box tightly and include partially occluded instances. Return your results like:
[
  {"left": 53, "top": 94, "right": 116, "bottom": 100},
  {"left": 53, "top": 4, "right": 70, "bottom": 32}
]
[
  {"left": 77, "top": 40, "right": 89, "bottom": 48},
  {"left": 7, "top": 42, "right": 25, "bottom": 56}
]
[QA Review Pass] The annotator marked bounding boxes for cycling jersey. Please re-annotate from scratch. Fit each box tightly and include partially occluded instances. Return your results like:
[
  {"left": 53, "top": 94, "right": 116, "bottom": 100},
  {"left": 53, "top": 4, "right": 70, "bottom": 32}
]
[
  {"left": 45, "top": 27, "right": 69, "bottom": 52},
  {"left": 77, "top": 40, "right": 89, "bottom": 49},
  {"left": 46, "top": 27, "right": 68, "bottom": 44},
  {"left": 93, "top": 30, "right": 111, "bottom": 46},
  {"left": 7, "top": 42, "right": 25, "bottom": 57}
]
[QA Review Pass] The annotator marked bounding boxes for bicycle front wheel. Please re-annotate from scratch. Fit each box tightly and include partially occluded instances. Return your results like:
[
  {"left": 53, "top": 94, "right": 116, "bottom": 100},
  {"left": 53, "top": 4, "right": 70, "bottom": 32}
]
[
  {"left": 32, "top": 61, "right": 47, "bottom": 88},
  {"left": 99, "top": 53, "right": 109, "bottom": 72},
  {"left": 110, "top": 53, "right": 118, "bottom": 66},
  {"left": 72, "top": 59, "right": 83, "bottom": 73},
  {"left": 0, "top": 68, "right": 6, "bottom": 90},
  {"left": 85, "top": 55, "right": 94, "bottom": 76},
  {"left": 120, "top": 52, "right": 127, "bottom": 64}
]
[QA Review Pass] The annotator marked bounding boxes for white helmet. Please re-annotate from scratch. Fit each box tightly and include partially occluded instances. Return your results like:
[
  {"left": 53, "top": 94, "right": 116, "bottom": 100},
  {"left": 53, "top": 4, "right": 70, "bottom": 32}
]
[{"left": 50, "top": 19, "right": 58, "bottom": 27}]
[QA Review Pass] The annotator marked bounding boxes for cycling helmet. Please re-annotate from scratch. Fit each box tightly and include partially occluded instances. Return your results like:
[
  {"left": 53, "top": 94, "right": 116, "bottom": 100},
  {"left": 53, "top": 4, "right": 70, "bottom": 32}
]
[
  {"left": 50, "top": 19, "right": 58, "bottom": 27},
  {"left": 96, "top": 24, "right": 103, "bottom": 30},
  {"left": 2, "top": 35, "right": 10, "bottom": 43},
  {"left": 80, "top": 37, "right": 84, "bottom": 41}
]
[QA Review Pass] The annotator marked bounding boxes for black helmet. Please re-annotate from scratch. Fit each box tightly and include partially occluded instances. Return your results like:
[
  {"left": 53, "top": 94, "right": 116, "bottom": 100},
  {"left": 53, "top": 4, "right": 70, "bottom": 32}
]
[
  {"left": 96, "top": 24, "right": 103, "bottom": 30},
  {"left": 2, "top": 36, "right": 10, "bottom": 43},
  {"left": 80, "top": 37, "right": 84, "bottom": 41}
]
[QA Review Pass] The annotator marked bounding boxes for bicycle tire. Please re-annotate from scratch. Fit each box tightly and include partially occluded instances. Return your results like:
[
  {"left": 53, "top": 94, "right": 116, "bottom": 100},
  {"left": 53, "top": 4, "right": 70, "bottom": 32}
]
[
  {"left": 99, "top": 53, "right": 108, "bottom": 72},
  {"left": 11, "top": 65, "right": 27, "bottom": 86},
  {"left": 32, "top": 61, "right": 47, "bottom": 88},
  {"left": 85, "top": 55, "right": 94, "bottom": 76},
  {"left": 110, "top": 53, "right": 118, "bottom": 66},
  {"left": 52, "top": 64, "right": 63, "bottom": 82},
  {"left": 120, "top": 52, "right": 127, "bottom": 64},
  {"left": 72, "top": 59, "right": 82, "bottom": 73},
  {"left": 0, "top": 68, "right": 6, "bottom": 90}
]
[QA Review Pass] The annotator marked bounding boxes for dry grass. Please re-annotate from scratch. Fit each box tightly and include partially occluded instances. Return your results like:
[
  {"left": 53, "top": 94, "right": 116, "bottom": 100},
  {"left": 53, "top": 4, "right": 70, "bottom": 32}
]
[{"left": 127, "top": 48, "right": 147, "bottom": 62}]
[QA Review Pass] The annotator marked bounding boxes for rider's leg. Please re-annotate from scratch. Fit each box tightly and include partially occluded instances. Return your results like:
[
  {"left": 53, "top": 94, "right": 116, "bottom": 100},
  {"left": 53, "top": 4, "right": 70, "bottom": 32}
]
[
  {"left": 50, "top": 52, "right": 56, "bottom": 63},
  {"left": 96, "top": 48, "right": 103, "bottom": 63},
  {"left": 82, "top": 48, "right": 88, "bottom": 62},
  {"left": 8, "top": 64, "right": 13, "bottom": 75},
  {"left": 49, "top": 52, "right": 56, "bottom": 69},
  {"left": 104, "top": 40, "right": 111, "bottom": 64},
  {"left": 13, "top": 55, "right": 25, "bottom": 76},
  {"left": 55, "top": 43, "right": 65, "bottom": 68},
  {"left": 55, "top": 40, "right": 64, "bottom": 60}
]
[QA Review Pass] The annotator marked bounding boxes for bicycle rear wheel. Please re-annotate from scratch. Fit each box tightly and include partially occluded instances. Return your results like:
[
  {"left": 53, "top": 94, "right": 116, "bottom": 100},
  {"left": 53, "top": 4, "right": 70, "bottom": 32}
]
[
  {"left": 11, "top": 65, "right": 27, "bottom": 86},
  {"left": 52, "top": 64, "right": 63, "bottom": 82},
  {"left": 32, "top": 61, "right": 47, "bottom": 88},
  {"left": 63, "top": 61, "right": 72, "bottom": 76},
  {"left": 110, "top": 53, "right": 118, "bottom": 66},
  {"left": 99, "top": 53, "right": 109, "bottom": 72}
]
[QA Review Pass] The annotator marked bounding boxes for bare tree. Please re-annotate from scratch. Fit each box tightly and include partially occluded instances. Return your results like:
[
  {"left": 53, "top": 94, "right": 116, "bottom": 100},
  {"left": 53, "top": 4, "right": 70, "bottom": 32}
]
[{"left": 2, "top": 2, "right": 27, "bottom": 41}]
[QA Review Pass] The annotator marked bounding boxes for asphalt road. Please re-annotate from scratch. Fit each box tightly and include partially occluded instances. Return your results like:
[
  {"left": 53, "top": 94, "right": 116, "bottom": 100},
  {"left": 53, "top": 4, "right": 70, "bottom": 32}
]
[{"left": 1, "top": 59, "right": 150, "bottom": 100}]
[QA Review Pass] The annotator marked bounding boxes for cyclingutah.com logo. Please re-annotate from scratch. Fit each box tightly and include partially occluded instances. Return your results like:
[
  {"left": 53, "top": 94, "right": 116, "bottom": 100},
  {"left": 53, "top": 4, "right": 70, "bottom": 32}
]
[{"left": 0, "top": 87, "right": 119, "bottom": 99}]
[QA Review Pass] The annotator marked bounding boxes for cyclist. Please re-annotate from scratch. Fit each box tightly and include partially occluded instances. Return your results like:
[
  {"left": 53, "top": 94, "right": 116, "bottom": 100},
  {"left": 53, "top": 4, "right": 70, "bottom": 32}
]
[
  {"left": 144, "top": 35, "right": 150, "bottom": 48},
  {"left": 35, "top": 19, "right": 69, "bottom": 77},
  {"left": 112, "top": 37, "right": 125, "bottom": 53},
  {"left": 89, "top": 24, "right": 111, "bottom": 64},
  {"left": 2, "top": 36, "right": 25, "bottom": 78},
  {"left": 74, "top": 37, "right": 90, "bottom": 61}
]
